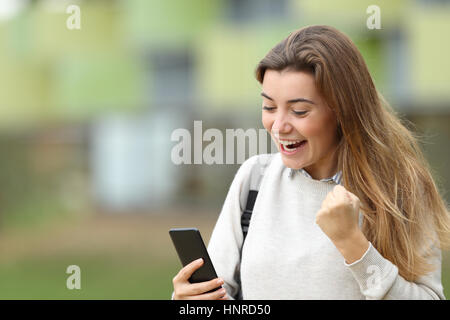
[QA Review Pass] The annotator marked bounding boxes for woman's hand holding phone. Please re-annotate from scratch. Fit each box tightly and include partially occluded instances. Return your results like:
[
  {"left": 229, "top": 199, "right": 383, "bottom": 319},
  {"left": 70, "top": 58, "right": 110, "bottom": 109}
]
[{"left": 172, "top": 258, "right": 228, "bottom": 300}]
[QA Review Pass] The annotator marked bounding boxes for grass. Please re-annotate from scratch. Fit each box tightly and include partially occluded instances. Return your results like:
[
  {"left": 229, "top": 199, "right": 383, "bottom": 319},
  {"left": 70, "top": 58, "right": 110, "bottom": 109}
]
[
  {"left": 0, "top": 211, "right": 217, "bottom": 300},
  {"left": 0, "top": 212, "right": 449, "bottom": 299},
  {"left": 0, "top": 254, "right": 178, "bottom": 299}
]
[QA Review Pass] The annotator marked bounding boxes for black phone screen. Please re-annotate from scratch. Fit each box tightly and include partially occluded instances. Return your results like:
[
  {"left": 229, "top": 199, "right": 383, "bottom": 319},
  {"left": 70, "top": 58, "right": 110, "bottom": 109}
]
[{"left": 169, "top": 227, "right": 220, "bottom": 286}]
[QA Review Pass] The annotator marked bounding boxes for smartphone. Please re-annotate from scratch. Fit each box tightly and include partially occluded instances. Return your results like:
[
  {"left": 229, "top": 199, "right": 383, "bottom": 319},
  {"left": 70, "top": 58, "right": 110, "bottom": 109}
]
[{"left": 169, "top": 228, "right": 221, "bottom": 292}]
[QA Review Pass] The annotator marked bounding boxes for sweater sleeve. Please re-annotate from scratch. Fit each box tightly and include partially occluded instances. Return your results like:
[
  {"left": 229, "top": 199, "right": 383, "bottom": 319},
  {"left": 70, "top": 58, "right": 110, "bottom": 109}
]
[
  {"left": 344, "top": 241, "right": 445, "bottom": 300},
  {"left": 206, "top": 155, "right": 261, "bottom": 300}
]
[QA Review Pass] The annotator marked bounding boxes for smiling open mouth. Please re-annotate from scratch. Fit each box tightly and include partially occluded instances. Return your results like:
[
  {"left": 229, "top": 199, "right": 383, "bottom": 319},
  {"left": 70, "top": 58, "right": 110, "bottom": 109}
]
[{"left": 279, "top": 139, "right": 307, "bottom": 153}]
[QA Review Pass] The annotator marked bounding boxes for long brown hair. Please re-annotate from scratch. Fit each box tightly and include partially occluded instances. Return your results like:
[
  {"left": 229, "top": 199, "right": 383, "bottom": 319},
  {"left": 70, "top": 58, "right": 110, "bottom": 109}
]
[{"left": 255, "top": 25, "right": 450, "bottom": 281}]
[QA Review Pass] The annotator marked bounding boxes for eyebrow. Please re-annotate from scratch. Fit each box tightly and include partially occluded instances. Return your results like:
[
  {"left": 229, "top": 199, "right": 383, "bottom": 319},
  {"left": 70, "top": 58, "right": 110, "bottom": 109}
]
[{"left": 261, "top": 92, "right": 315, "bottom": 105}]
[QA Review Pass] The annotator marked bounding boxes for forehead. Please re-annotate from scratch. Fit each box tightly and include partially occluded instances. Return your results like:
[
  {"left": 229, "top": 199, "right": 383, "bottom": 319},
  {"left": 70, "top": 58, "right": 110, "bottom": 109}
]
[{"left": 261, "top": 69, "right": 318, "bottom": 100}]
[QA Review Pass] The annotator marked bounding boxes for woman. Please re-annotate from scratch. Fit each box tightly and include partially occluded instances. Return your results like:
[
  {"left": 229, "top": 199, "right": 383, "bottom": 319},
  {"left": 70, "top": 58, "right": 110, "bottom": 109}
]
[{"left": 172, "top": 25, "right": 450, "bottom": 299}]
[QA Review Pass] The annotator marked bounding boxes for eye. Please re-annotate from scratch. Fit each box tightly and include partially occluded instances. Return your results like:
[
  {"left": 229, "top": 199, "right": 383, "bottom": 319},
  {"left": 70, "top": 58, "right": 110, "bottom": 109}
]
[
  {"left": 262, "top": 106, "right": 276, "bottom": 112},
  {"left": 292, "top": 110, "right": 307, "bottom": 116}
]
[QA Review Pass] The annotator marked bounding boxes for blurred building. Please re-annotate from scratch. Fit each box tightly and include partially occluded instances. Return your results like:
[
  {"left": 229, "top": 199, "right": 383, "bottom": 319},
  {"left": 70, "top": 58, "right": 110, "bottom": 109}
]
[{"left": 0, "top": 0, "right": 448, "bottom": 219}]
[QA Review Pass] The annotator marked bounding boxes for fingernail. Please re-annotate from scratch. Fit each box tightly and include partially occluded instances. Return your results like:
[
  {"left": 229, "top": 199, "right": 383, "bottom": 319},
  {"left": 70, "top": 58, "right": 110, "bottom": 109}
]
[
  {"left": 217, "top": 278, "right": 224, "bottom": 285},
  {"left": 196, "top": 258, "right": 203, "bottom": 263}
]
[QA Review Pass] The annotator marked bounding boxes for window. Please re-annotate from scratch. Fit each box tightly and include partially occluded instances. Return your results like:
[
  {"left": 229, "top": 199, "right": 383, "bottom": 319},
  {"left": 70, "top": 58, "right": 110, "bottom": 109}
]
[
  {"left": 147, "top": 47, "right": 195, "bottom": 108},
  {"left": 226, "top": 0, "right": 289, "bottom": 23}
]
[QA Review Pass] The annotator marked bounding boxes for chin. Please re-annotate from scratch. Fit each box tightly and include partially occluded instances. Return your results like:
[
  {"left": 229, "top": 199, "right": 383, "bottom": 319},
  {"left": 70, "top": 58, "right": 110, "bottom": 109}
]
[{"left": 279, "top": 156, "right": 304, "bottom": 170}]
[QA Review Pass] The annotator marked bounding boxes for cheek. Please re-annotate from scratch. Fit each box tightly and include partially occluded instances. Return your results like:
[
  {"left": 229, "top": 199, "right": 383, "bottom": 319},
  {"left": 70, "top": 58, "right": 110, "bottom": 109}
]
[
  {"left": 297, "top": 120, "right": 322, "bottom": 138},
  {"left": 300, "top": 116, "right": 337, "bottom": 143},
  {"left": 262, "top": 113, "right": 273, "bottom": 132}
]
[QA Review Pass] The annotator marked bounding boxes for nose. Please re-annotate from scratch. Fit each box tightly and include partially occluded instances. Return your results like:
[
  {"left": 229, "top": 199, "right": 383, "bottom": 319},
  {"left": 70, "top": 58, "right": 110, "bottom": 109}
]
[{"left": 272, "top": 112, "right": 292, "bottom": 137}]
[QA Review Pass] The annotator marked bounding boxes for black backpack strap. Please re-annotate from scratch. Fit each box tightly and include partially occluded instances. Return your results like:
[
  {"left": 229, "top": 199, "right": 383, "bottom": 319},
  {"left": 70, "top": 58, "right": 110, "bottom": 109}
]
[
  {"left": 237, "top": 155, "right": 273, "bottom": 300},
  {"left": 241, "top": 190, "right": 258, "bottom": 240},
  {"left": 240, "top": 155, "right": 272, "bottom": 241}
]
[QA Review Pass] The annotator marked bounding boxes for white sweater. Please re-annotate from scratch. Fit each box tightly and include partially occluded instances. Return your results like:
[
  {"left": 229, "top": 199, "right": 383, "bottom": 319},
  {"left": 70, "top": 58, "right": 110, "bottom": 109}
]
[{"left": 207, "top": 153, "right": 445, "bottom": 299}]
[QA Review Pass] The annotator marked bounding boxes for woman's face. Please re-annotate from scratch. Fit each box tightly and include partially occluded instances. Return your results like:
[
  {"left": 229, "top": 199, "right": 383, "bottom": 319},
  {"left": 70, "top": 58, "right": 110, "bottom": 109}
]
[{"left": 261, "top": 69, "right": 340, "bottom": 180}]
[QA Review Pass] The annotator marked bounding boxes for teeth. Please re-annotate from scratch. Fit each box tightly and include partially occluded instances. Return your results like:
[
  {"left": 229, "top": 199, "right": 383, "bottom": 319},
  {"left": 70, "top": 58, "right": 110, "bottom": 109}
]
[{"left": 279, "top": 139, "right": 303, "bottom": 147}]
